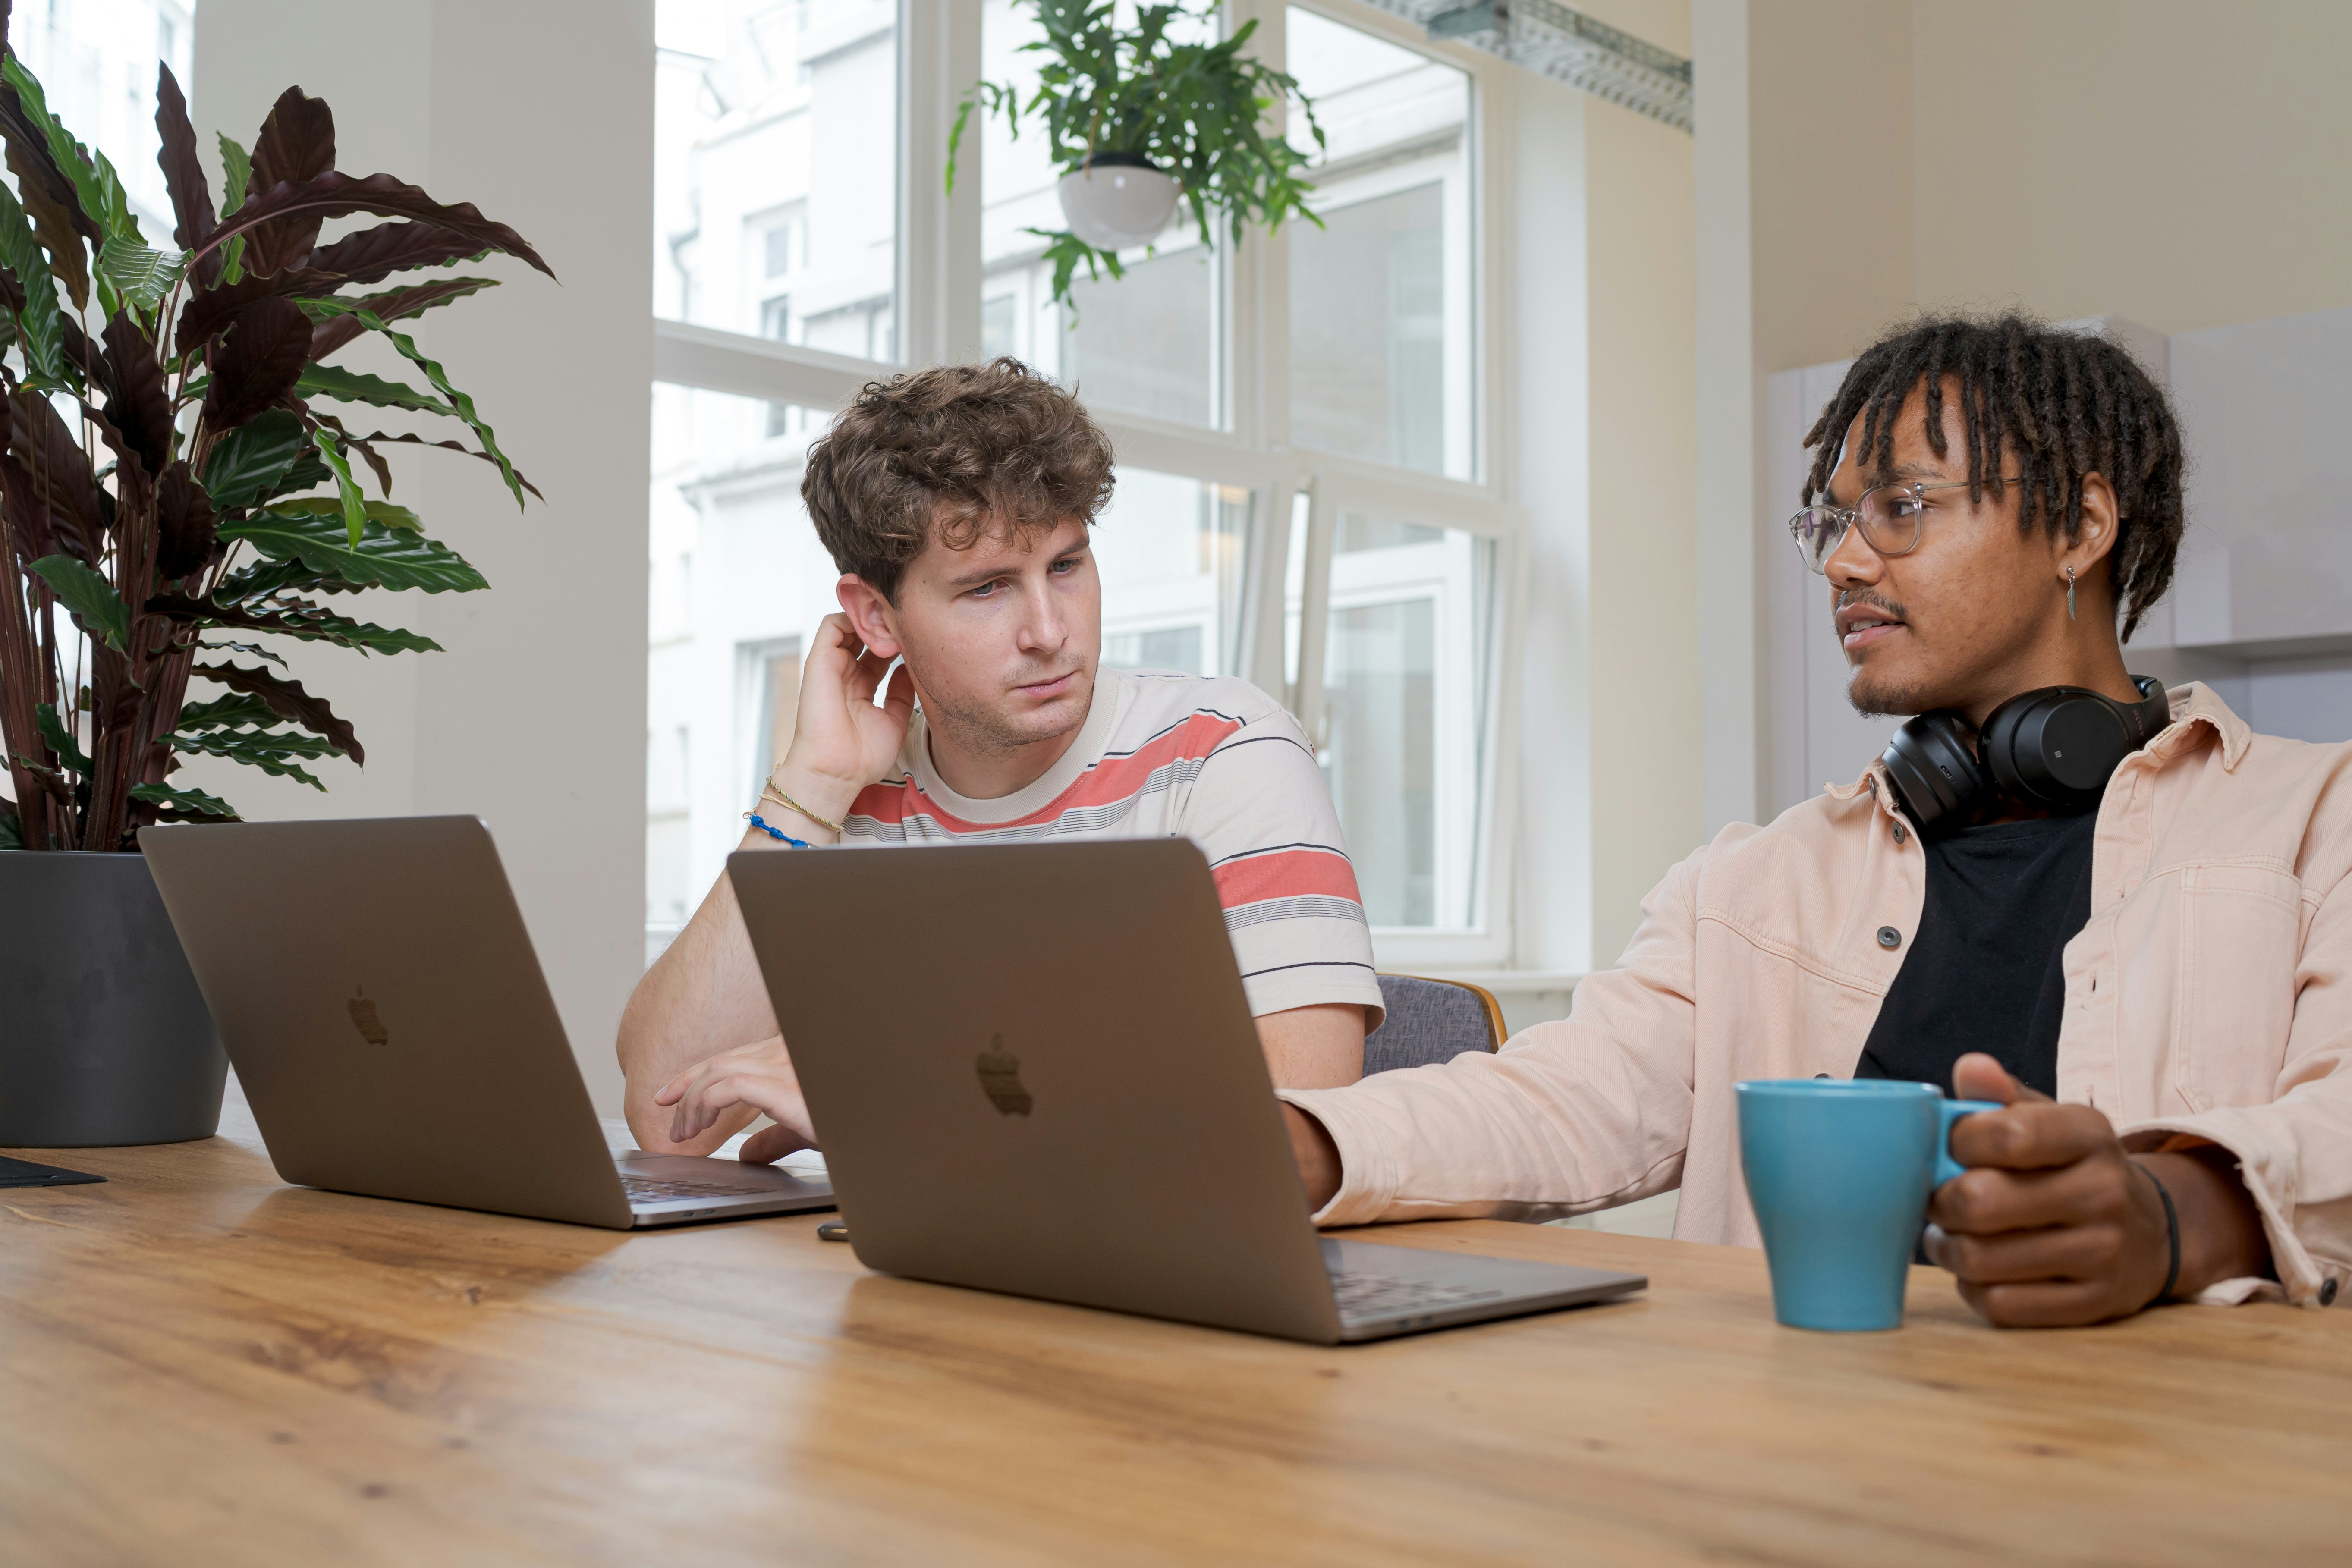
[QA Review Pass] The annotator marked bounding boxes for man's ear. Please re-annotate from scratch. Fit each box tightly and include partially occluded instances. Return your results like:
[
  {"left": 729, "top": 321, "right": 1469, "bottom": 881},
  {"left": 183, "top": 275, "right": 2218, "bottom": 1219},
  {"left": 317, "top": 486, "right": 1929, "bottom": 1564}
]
[
  {"left": 836, "top": 575, "right": 902, "bottom": 660},
  {"left": 2060, "top": 474, "right": 2125, "bottom": 580}
]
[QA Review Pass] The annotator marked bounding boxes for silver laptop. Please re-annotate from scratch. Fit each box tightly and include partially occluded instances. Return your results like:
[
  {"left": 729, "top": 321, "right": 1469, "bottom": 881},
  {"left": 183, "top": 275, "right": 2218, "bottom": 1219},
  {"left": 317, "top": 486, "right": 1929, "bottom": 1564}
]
[
  {"left": 140, "top": 817, "right": 834, "bottom": 1229},
  {"left": 729, "top": 838, "right": 1645, "bottom": 1343}
]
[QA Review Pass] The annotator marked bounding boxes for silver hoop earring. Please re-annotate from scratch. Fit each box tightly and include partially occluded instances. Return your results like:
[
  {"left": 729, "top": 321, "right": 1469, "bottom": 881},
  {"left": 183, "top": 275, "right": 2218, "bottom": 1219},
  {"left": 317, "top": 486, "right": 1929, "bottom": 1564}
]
[{"left": 2066, "top": 566, "right": 2077, "bottom": 622}]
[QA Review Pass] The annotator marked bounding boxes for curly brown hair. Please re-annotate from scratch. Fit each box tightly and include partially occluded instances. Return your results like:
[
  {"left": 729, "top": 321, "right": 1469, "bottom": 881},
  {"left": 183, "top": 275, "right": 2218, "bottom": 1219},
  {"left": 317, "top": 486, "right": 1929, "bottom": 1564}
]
[
  {"left": 801, "top": 359, "right": 1117, "bottom": 601},
  {"left": 1799, "top": 312, "right": 2185, "bottom": 641}
]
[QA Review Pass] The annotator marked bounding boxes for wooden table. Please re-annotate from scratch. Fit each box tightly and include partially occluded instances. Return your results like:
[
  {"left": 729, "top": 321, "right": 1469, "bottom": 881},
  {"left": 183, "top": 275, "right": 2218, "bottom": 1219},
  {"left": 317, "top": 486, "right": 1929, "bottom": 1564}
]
[{"left": 4, "top": 1107, "right": 2348, "bottom": 1568}]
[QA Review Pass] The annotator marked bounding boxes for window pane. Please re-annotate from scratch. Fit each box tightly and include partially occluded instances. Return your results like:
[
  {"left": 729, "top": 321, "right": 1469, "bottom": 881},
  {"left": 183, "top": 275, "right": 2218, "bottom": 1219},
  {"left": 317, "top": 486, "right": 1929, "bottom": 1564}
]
[
  {"left": 656, "top": 1, "right": 899, "bottom": 362},
  {"left": 1320, "top": 518, "right": 1495, "bottom": 928},
  {"left": 1286, "top": 8, "right": 1474, "bottom": 480},
  {"left": 13, "top": 1, "right": 193, "bottom": 241},
  {"left": 647, "top": 384, "right": 844, "bottom": 944},
  {"left": 1096, "top": 470, "right": 1252, "bottom": 677},
  {"left": 978, "top": 0, "right": 1222, "bottom": 427}
]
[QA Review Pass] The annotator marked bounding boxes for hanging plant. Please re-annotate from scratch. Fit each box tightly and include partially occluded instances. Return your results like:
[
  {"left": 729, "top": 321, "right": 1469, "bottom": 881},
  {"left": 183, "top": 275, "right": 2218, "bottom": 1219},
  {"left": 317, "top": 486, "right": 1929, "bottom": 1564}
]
[
  {"left": 948, "top": 0, "right": 1325, "bottom": 305},
  {"left": 0, "top": 20, "right": 550, "bottom": 852}
]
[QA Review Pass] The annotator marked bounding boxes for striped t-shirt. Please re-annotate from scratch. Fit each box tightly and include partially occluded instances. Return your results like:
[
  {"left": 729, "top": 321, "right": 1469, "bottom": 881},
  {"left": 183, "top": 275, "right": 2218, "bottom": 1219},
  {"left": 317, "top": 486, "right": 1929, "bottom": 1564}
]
[{"left": 843, "top": 667, "right": 1384, "bottom": 1024}]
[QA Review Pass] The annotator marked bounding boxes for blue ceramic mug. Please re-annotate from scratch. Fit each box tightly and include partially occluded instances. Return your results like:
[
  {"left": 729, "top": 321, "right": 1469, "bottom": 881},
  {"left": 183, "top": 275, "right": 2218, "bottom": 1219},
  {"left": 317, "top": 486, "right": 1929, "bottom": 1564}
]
[{"left": 1735, "top": 1079, "right": 2003, "bottom": 1332}]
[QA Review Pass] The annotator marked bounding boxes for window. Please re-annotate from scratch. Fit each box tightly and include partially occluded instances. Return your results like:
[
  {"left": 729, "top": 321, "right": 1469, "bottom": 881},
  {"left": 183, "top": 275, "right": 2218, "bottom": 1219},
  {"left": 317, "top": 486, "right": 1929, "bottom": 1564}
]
[
  {"left": 656, "top": 0, "right": 898, "bottom": 360},
  {"left": 1286, "top": 7, "right": 1475, "bottom": 480},
  {"left": 648, "top": 1, "right": 1522, "bottom": 967},
  {"left": 978, "top": 0, "right": 1223, "bottom": 428}
]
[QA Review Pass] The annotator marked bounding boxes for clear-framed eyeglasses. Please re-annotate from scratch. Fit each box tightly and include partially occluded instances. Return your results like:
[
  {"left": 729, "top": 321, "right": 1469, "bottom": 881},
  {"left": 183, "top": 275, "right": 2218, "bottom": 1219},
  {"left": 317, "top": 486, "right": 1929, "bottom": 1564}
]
[{"left": 1786, "top": 478, "right": 2022, "bottom": 575}]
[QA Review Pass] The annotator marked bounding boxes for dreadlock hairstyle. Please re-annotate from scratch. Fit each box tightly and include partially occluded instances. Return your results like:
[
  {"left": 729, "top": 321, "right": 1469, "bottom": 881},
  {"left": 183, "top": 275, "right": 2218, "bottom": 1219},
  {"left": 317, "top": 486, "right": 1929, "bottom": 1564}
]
[{"left": 1799, "top": 311, "right": 2186, "bottom": 641}]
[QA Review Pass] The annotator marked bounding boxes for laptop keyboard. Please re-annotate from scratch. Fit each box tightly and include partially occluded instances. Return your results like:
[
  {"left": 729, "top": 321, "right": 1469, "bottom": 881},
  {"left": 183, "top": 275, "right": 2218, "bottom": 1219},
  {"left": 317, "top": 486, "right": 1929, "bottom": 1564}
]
[
  {"left": 1329, "top": 1270, "right": 1505, "bottom": 1320},
  {"left": 621, "top": 1175, "right": 774, "bottom": 1203}
]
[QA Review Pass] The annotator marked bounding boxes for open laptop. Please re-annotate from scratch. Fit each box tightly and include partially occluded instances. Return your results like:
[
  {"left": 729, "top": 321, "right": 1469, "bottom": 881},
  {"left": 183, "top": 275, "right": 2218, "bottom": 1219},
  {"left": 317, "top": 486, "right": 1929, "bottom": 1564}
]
[
  {"left": 729, "top": 838, "right": 1645, "bottom": 1343},
  {"left": 140, "top": 817, "right": 833, "bottom": 1229}
]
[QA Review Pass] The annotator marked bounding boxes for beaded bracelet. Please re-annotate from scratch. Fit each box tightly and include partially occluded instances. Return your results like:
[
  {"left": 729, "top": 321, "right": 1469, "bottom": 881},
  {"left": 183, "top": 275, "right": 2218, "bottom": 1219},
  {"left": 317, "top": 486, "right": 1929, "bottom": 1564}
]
[{"left": 742, "top": 814, "right": 809, "bottom": 849}]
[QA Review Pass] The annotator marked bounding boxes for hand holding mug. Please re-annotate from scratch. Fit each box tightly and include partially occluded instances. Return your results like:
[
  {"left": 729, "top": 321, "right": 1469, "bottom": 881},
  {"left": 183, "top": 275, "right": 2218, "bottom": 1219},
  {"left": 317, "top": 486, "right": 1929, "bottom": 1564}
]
[{"left": 1924, "top": 1052, "right": 2181, "bottom": 1327}]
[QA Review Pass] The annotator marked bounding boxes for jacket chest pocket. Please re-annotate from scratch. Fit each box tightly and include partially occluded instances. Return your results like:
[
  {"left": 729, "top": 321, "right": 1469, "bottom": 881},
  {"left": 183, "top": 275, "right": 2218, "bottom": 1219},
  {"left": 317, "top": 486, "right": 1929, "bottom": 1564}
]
[{"left": 2175, "top": 864, "right": 2304, "bottom": 1112}]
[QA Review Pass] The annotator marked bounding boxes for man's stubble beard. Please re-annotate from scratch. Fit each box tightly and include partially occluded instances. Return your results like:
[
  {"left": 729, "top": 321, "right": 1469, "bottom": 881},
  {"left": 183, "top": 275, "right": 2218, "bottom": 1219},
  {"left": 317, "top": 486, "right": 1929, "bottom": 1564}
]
[{"left": 918, "top": 663, "right": 1094, "bottom": 759}]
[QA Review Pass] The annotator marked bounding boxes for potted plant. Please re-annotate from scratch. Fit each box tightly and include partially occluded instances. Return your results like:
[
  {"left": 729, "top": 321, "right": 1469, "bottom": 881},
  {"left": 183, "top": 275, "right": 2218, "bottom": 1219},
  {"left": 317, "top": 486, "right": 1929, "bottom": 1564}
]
[
  {"left": 948, "top": 0, "right": 1325, "bottom": 304},
  {"left": 0, "top": 24, "right": 549, "bottom": 1147}
]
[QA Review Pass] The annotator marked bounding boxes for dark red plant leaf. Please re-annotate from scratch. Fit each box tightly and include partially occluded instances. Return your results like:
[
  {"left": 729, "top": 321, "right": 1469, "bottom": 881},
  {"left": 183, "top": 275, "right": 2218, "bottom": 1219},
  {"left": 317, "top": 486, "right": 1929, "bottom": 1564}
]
[
  {"left": 154, "top": 63, "right": 219, "bottom": 287},
  {"left": 304, "top": 221, "right": 494, "bottom": 291},
  {"left": 0, "top": 71, "right": 100, "bottom": 246},
  {"left": 173, "top": 267, "right": 346, "bottom": 359},
  {"left": 0, "top": 261, "right": 101, "bottom": 384},
  {"left": 0, "top": 455, "right": 55, "bottom": 563},
  {"left": 242, "top": 87, "right": 336, "bottom": 277},
  {"left": 199, "top": 172, "right": 554, "bottom": 281},
  {"left": 340, "top": 427, "right": 545, "bottom": 502},
  {"left": 304, "top": 272, "right": 498, "bottom": 360},
  {"left": 99, "top": 311, "right": 172, "bottom": 480},
  {"left": 200, "top": 295, "right": 313, "bottom": 430},
  {"left": 5, "top": 139, "right": 90, "bottom": 311},
  {"left": 188, "top": 660, "right": 362, "bottom": 764},
  {"left": 312, "top": 412, "right": 392, "bottom": 493},
  {"left": 154, "top": 462, "right": 218, "bottom": 583},
  {"left": 7, "top": 389, "right": 105, "bottom": 561}
]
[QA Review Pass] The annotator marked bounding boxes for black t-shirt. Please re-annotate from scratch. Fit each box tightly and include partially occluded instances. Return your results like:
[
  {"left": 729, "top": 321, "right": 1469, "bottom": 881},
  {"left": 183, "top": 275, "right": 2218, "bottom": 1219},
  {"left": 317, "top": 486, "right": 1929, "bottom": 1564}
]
[{"left": 1853, "top": 812, "right": 2098, "bottom": 1098}]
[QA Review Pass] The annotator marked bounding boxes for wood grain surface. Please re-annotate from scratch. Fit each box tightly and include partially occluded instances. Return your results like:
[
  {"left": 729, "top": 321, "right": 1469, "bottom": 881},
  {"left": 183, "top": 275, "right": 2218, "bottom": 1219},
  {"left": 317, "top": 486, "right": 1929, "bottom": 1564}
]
[{"left": 4, "top": 1099, "right": 2348, "bottom": 1567}]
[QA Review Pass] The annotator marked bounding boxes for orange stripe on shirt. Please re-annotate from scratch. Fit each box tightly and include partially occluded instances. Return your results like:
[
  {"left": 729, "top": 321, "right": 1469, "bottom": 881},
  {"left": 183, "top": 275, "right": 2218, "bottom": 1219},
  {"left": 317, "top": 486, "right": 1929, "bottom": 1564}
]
[
  {"left": 850, "top": 710, "right": 1245, "bottom": 832},
  {"left": 1211, "top": 847, "right": 1365, "bottom": 911}
]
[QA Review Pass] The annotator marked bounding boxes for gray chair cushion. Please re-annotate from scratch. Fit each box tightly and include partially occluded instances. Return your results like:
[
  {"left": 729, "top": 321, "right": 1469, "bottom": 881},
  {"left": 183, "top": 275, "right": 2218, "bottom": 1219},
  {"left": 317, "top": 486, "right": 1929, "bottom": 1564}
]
[{"left": 1365, "top": 975, "right": 1499, "bottom": 1074}]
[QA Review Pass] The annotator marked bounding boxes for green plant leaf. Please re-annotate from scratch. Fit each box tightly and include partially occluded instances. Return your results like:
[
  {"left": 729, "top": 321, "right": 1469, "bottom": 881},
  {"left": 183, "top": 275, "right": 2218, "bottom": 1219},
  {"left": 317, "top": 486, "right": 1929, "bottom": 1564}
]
[
  {"left": 28, "top": 553, "right": 130, "bottom": 651},
  {"left": 193, "top": 638, "right": 288, "bottom": 668},
  {"left": 34, "top": 701, "right": 93, "bottom": 773},
  {"left": 129, "top": 780, "right": 239, "bottom": 820},
  {"left": 309, "top": 427, "right": 369, "bottom": 544},
  {"left": 0, "top": 177, "right": 68, "bottom": 387},
  {"left": 151, "top": 591, "right": 445, "bottom": 655},
  {"left": 189, "top": 660, "right": 361, "bottom": 762},
  {"left": 95, "top": 235, "right": 185, "bottom": 315},
  {"left": 0, "top": 57, "right": 141, "bottom": 246},
  {"left": 303, "top": 298, "right": 530, "bottom": 511},
  {"left": 294, "top": 361, "right": 451, "bottom": 416},
  {"left": 216, "top": 509, "right": 487, "bottom": 594},
  {"left": 216, "top": 132, "right": 251, "bottom": 285},
  {"left": 200, "top": 408, "right": 308, "bottom": 510},
  {"left": 174, "top": 692, "right": 281, "bottom": 731},
  {"left": 264, "top": 493, "right": 422, "bottom": 531},
  {"left": 165, "top": 726, "right": 336, "bottom": 789},
  {"left": 0, "top": 798, "right": 21, "bottom": 850},
  {"left": 301, "top": 275, "right": 497, "bottom": 361}
]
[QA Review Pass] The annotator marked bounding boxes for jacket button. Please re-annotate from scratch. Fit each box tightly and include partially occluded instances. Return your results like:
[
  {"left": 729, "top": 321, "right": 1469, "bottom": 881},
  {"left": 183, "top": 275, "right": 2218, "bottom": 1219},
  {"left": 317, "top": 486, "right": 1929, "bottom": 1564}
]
[
  {"left": 2325, "top": 1279, "right": 2340, "bottom": 1307},
  {"left": 1892, "top": 823, "right": 1908, "bottom": 845},
  {"left": 1877, "top": 926, "right": 1902, "bottom": 949}
]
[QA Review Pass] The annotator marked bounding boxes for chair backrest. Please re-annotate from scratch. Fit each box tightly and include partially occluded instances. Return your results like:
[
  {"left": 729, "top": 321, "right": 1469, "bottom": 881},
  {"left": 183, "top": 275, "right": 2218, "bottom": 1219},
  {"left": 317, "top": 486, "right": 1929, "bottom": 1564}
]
[{"left": 1364, "top": 974, "right": 1505, "bottom": 1074}]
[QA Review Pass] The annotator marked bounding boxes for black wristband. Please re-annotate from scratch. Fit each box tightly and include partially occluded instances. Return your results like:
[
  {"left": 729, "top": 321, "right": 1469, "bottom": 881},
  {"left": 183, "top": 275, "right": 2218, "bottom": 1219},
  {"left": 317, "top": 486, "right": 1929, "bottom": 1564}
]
[{"left": 2139, "top": 1162, "right": 2182, "bottom": 1309}]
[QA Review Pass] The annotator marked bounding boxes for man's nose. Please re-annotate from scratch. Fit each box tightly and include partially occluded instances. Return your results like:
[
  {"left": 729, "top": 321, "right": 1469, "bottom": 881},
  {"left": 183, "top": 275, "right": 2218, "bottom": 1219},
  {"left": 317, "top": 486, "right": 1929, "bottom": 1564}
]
[
  {"left": 1823, "top": 519, "right": 1882, "bottom": 589},
  {"left": 1014, "top": 578, "right": 1067, "bottom": 651}
]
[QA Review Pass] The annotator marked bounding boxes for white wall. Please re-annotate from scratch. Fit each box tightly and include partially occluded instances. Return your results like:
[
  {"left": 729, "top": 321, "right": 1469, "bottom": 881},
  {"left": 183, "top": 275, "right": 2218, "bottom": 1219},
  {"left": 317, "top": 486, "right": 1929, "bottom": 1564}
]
[
  {"left": 1696, "top": 0, "right": 2352, "bottom": 825},
  {"left": 191, "top": 0, "right": 653, "bottom": 1114}
]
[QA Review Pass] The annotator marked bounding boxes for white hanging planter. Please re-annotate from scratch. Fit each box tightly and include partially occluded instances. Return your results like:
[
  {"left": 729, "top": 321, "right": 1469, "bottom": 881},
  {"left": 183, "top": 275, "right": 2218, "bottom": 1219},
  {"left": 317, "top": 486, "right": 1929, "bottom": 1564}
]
[{"left": 1055, "top": 153, "right": 1181, "bottom": 253}]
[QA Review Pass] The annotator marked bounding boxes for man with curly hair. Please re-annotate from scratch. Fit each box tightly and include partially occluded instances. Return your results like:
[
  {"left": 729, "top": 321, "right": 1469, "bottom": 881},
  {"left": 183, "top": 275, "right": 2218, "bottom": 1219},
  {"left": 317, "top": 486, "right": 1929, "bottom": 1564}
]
[
  {"left": 1276, "top": 312, "right": 2352, "bottom": 1327},
  {"left": 620, "top": 361, "right": 1380, "bottom": 1160}
]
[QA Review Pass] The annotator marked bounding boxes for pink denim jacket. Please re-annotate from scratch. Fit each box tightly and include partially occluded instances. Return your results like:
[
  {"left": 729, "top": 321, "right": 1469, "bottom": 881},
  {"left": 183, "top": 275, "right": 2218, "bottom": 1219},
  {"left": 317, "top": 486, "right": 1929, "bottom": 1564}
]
[{"left": 1284, "top": 684, "right": 2352, "bottom": 1308}]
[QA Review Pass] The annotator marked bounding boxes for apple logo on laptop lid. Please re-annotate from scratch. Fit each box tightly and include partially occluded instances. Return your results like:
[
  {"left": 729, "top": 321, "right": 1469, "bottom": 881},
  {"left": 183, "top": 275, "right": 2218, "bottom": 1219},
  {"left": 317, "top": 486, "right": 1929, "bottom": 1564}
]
[
  {"left": 975, "top": 1034, "right": 1031, "bottom": 1116},
  {"left": 348, "top": 986, "right": 390, "bottom": 1047}
]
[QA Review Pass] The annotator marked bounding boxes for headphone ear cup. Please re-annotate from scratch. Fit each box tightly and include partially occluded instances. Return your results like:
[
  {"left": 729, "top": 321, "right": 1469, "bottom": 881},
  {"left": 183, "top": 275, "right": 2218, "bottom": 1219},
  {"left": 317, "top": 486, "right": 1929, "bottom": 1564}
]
[
  {"left": 1881, "top": 713, "right": 1990, "bottom": 838},
  {"left": 1981, "top": 688, "right": 2132, "bottom": 812}
]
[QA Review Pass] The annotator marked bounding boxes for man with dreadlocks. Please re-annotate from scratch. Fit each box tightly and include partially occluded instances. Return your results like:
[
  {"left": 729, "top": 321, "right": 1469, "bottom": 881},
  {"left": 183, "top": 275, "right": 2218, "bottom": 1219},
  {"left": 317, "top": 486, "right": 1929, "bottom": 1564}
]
[{"left": 1270, "top": 311, "right": 2352, "bottom": 1327}]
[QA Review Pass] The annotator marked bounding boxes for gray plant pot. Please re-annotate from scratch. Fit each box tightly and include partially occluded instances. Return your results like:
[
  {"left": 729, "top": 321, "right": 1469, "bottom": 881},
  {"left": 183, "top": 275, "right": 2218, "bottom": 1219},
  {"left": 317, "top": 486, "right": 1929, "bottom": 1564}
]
[{"left": 0, "top": 851, "right": 226, "bottom": 1147}]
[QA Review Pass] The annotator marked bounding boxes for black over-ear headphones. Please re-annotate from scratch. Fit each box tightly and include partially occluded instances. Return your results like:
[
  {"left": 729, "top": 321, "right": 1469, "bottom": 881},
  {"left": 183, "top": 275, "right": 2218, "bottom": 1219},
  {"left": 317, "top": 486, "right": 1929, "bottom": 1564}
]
[{"left": 1881, "top": 676, "right": 2171, "bottom": 839}]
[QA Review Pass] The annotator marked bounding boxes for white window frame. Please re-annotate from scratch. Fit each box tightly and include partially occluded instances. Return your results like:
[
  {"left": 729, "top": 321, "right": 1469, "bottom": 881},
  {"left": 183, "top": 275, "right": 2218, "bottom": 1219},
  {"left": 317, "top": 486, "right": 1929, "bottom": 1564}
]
[{"left": 649, "top": 0, "right": 1526, "bottom": 968}]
